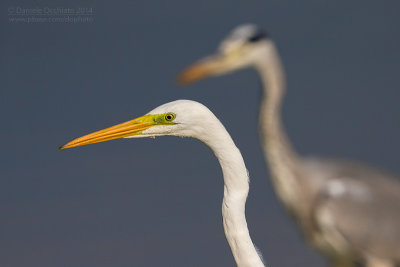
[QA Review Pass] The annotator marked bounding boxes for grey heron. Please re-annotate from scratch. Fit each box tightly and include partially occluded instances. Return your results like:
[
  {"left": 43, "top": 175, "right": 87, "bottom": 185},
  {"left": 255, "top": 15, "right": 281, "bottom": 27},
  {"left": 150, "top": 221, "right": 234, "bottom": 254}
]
[
  {"left": 61, "top": 100, "right": 265, "bottom": 267},
  {"left": 177, "top": 24, "right": 400, "bottom": 267}
]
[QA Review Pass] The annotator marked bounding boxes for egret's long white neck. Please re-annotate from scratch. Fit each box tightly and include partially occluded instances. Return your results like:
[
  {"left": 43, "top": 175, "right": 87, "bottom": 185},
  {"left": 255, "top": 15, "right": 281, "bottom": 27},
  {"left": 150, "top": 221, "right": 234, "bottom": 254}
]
[
  {"left": 198, "top": 118, "right": 264, "bottom": 267},
  {"left": 254, "top": 43, "right": 308, "bottom": 215}
]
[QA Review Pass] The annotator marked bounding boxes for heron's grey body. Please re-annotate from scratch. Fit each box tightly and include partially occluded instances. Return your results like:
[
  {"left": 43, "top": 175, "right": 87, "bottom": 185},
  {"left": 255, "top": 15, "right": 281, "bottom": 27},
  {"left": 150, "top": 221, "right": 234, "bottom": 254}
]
[
  {"left": 178, "top": 24, "right": 400, "bottom": 267},
  {"left": 255, "top": 33, "right": 400, "bottom": 265},
  {"left": 303, "top": 158, "right": 400, "bottom": 265}
]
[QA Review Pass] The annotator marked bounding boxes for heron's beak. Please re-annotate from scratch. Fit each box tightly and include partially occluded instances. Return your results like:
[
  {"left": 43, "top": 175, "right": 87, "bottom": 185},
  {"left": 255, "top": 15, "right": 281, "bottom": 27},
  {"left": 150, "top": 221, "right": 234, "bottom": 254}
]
[
  {"left": 177, "top": 54, "right": 231, "bottom": 85},
  {"left": 60, "top": 115, "right": 156, "bottom": 149}
]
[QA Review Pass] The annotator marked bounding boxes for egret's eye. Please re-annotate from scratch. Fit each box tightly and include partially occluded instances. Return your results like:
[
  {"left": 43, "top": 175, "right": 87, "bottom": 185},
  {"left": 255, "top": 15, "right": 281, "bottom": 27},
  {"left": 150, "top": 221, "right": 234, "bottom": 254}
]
[{"left": 164, "top": 112, "right": 176, "bottom": 121}]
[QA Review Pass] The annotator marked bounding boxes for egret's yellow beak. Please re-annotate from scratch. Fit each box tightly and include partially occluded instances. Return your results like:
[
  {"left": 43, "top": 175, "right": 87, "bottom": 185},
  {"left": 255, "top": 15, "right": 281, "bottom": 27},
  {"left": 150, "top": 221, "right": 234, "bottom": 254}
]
[
  {"left": 60, "top": 115, "right": 157, "bottom": 149},
  {"left": 177, "top": 55, "right": 229, "bottom": 85}
]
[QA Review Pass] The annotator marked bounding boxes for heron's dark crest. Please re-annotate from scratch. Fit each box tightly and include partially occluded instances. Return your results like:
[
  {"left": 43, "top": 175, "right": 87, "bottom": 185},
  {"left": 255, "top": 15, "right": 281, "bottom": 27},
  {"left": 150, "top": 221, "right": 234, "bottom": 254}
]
[{"left": 248, "top": 30, "right": 270, "bottom": 43}]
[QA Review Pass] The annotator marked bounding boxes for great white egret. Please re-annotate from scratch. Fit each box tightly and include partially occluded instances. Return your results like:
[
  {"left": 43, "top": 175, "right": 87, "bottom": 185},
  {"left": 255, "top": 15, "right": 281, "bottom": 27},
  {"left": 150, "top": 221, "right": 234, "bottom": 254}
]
[
  {"left": 177, "top": 24, "right": 400, "bottom": 267},
  {"left": 61, "top": 100, "right": 265, "bottom": 267}
]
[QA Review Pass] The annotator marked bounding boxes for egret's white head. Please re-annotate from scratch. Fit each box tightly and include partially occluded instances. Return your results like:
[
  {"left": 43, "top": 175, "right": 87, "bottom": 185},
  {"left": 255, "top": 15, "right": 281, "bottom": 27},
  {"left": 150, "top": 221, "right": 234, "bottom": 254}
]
[
  {"left": 177, "top": 24, "right": 273, "bottom": 84},
  {"left": 60, "top": 100, "right": 221, "bottom": 149}
]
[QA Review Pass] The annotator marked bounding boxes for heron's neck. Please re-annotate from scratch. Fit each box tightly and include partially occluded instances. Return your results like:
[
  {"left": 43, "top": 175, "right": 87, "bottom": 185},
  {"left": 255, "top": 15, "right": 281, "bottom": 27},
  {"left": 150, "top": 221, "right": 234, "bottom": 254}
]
[
  {"left": 254, "top": 44, "right": 306, "bottom": 212},
  {"left": 202, "top": 123, "right": 264, "bottom": 267}
]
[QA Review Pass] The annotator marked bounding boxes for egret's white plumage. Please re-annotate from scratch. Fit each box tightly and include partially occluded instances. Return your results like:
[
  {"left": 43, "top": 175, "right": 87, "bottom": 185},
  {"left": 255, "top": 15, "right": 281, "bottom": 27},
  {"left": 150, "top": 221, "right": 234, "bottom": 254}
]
[
  {"left": 61, "top": 100, "right": 265, "bottom": 267},
  {"left": 178, "top": 24, "right": 400, "bottom": 267}
]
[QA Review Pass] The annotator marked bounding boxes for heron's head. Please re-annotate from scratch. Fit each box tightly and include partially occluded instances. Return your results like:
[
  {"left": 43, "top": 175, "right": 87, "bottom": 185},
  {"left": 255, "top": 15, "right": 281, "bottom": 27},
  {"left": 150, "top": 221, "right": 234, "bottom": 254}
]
[
  {"left": 177, "top": 24, "right": 273, "bottom": 85},
  {"left": 60, "top": 100, "right": 219, "bottom": 149}
]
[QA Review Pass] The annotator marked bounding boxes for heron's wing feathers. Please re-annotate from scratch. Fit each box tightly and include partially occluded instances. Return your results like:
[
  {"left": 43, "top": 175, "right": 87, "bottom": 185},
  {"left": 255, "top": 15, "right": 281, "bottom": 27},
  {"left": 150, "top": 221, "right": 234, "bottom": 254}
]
[{"left": 305, "top": 158, "right": 400, "bottom": 261}]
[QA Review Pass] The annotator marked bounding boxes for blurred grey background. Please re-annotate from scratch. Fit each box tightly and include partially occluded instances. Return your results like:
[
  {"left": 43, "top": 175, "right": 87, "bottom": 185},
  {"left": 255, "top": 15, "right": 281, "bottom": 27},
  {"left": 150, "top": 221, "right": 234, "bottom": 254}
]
[{"left": 1, "top": 0, "right": 399, "bottom": 266}]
